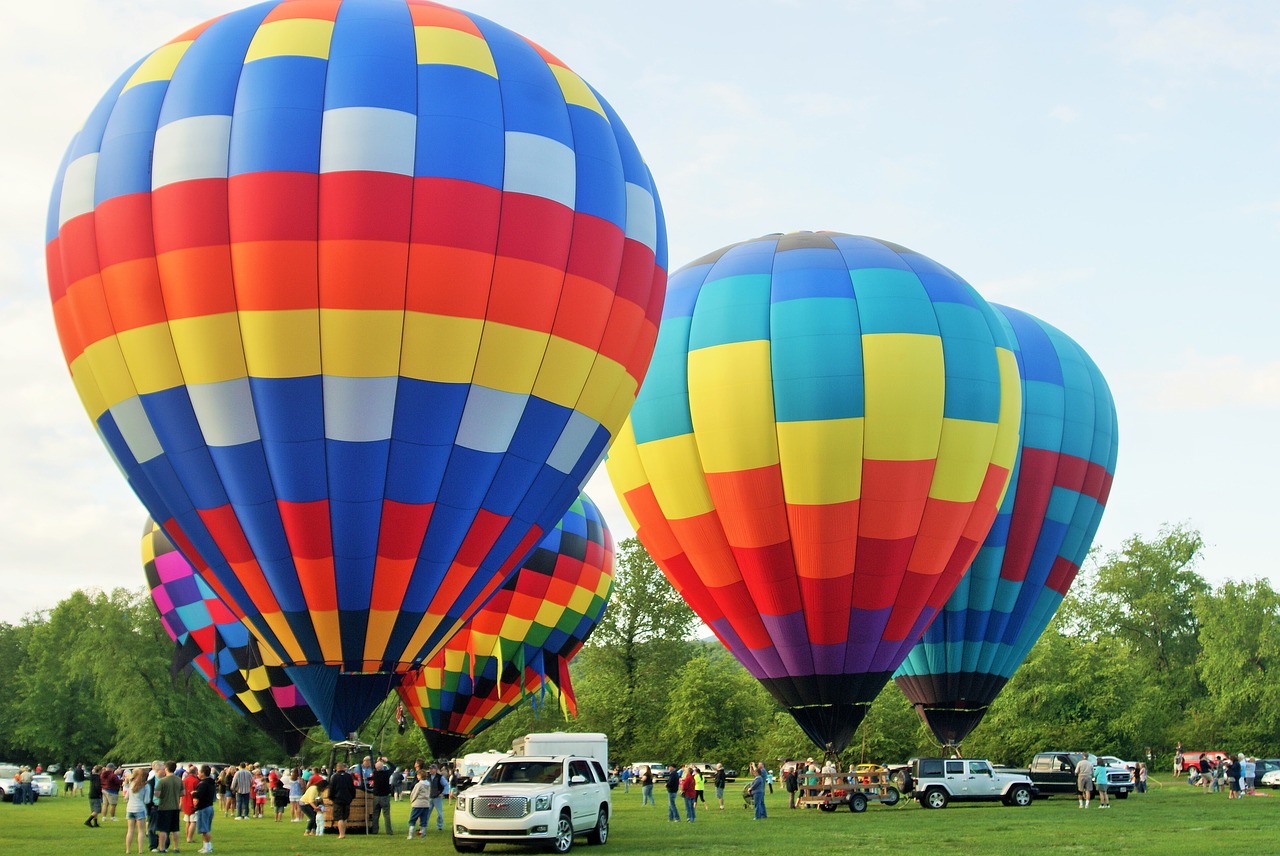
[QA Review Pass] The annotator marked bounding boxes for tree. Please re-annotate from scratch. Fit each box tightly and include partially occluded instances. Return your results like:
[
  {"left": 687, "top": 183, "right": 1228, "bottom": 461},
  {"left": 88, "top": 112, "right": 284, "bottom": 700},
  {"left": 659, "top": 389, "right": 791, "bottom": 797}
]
[
  {"left": 657, "top": 645, "right": 776, "bottom": 768},
  {"left": 1194, "top": 579, "right": 1280, "bottom": 751},
  {"left": 571, "top": 538, "right": 697, "bottom": 759}
]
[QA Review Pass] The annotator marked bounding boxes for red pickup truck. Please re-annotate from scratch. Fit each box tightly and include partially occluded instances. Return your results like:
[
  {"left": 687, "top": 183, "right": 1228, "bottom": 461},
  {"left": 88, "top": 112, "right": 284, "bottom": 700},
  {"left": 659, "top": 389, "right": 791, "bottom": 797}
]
[{"left": 1180, "top": 752, "right": 1228, "bottom": 774}]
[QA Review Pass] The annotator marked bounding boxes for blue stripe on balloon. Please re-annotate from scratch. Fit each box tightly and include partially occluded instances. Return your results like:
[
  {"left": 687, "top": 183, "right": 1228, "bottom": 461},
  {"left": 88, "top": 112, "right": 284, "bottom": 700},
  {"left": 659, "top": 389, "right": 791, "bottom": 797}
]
[
  {"left": 159, "top": 4, "right": 269, "bottom": 124},
  {"left": 325, "top": 0, "right": 415, "bottom": 113},
  {"left": 771, "top": 296, "right": 866, "bottom": 422},
  {"left": 95, "top": 81, "right": 167, "bottom": 203},
  {"left": 414, "top": 64, "right": 504, "bottom": 185},
  {"left": 230, "top": 56, "right": 327, "bottom": 175}
]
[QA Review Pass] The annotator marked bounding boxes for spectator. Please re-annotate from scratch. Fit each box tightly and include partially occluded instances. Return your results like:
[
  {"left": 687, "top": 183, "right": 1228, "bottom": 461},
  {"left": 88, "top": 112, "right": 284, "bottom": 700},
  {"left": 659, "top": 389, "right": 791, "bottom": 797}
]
[
  {"left": 639, "top": 765, "right": 654, "bottom": 806},
  {"left": 288, "top": 768, "right": 303, "bottom": 822},
  {"left": 680, "top": 764, "right": 697, "bottom": 822},
  {"left": 85, "top": 764, "right": 103, "bottom": 827},
  {"left": 74, "top": 763, "right": 87, "bottom": 797},
  {"left": 784, "top": 764, "right": 799, "bottom": 809},
  {"left": 749, "top": 764, "right": 767, "bottom": 820},
  {"left": 1074, "top": 755, "right": 1094, "bottom": 809},
  {"left": 370, "top": 759, "right": 394, "bottom": 835},
  {"left": 424, "top": 763, "right": 448, "bottom": 832},
  {"left": 231, "top": 763, "right": 254, "bottom": 820},
  {"left": 193, "top": 765, "right": 217, "bottom": 854},
  {"left": 714, "top": 763, "right": 727, "bottom": 810},
  {"left": 328, "top": 762, "right": 357, "bottom": 839},
  {"left": 406, "top": 770, "right": 429, "bottom": 839},
  {"left": 182, "top": 763, "right": 201, "bottom": 845},
  {"left": 300, "top": 778, "right": 327, "bottom": 836},
  {"left": 271, "top": 777, "right": 290, "bottom": 822},
  {"left": 123, "top": 767, "right": 148, "bottom": 854},
  {"left": 101, "top": 763, "right": 122, "bottom": 820},
  {"left": 64, "top": 766, "right": 76, "bottom": 796},
  {"left": 154, "top": 761, "right": 184, "bottom": 853},
  {"left": 1092, "top": 762, "right": 1111, "bottom": 809},
  {"left": 664, "top": 764, "right": 680, "bottom": 822}
]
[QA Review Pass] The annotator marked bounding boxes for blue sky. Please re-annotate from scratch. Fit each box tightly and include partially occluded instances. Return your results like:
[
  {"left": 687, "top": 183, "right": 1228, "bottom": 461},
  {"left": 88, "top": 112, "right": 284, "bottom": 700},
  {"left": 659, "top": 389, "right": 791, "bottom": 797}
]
[{"left": 2, "top": 1, "right": 1277, "bottom": 622}]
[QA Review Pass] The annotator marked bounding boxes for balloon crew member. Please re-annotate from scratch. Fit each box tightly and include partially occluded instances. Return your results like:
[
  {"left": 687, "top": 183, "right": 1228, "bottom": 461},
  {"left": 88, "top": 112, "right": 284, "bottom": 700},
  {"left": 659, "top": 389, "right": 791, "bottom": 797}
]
[{"left": 328, "top": 762, "right": 356, "bottom": 839}]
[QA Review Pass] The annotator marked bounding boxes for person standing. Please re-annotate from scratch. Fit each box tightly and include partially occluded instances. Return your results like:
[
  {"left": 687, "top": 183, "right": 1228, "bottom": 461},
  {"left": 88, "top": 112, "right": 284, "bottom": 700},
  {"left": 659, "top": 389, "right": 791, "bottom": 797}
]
[
  {"left": 155, "top": 761, "right": 184, "bottom": 853},
  {"left": 74, "top": 763, "right": 86, "bottom": 797},
  {"left": 123, "top": 767, "right": 148, "bottom": 854},
  {"left": 370, "top": 759, "right": 394, "bottom": 835},
  {"left": 102, "top": 763, "right": 122, "bottom": 820},
  {"left": 288, "top": 767, "right": 303, "bottom": 821},
  {"left": 328, "top": 762, "right": 357, "bottom": 839},
  {"left": 64, "top": 766, "right": 76, "bottom": 796},
  {"left": 193, "top": 765, "right": 217, "bottom": 854},
  {"left": 640, "top": 765, "right": 654, "bottom": 806},
  {"left": 749, "top": 765, "right": 767, "bottom": 820},
  {"left": 182, "top": 764, "right": 201, "bottom": 845},
  {"left": 424, "top": 763, "right": 447, "bottom": 832},
  {"left": 231, "top": 763, "right": 253, "bottom": 820},
  {"left": 664, "top": 764, "right": 681, "bottom": 822},
  {"left": 406, "top": 770, "right": 430, "bottom": 838},
  {"left": 714, "top": 763, "right": 727, "bottom": 810},
  {"left": 1092, "top": 763, "right": 1111, "bottom": 808},
  {"left": 1226, "top": 755, "right": 1242, "bottom": 799},
  {"left": 1074, "top": 755, "right": 1094, "bottom": 809},
  {"left": 680, "top": 765, "right": 697, "bottom": 822},
  {"left": 85, "top": 764, "right": 104, "bottom": 827},
  {"left": 784, "top": 765, "right": 799, "bottom": 809}
]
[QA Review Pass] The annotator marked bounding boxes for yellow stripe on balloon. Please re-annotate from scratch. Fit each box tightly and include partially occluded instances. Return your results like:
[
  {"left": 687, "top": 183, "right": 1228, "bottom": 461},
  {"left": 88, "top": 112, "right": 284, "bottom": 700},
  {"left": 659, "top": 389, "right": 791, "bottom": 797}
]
[
  {"left": 594, "top": 366, "right": 640, "bottom": 441},
  {"left": 862, "top": 332, "right": 945, "bottom": 460},
  {"left": 566, "top": 584, "right": 593, "bottom": 615},
  {"left": 775, "top": 417, "right": 865, "bottom": 505},
  {"left": 401, "top": 312, "right": 483, "bottom": 384},
  {"left": 122, "top": 41, "right": 193, "bottom": 92},
  {"left": 689, "top": 339, "right": 777, "bottom": 473},
  {"left": 472, "top": 323, "right": 549, "bottom": 392},
  {"left": 414, "top": 26, "right": 497, "bottom": 76},
  {"left": 237, "top": 692, "right": 265, "bottom": 714},
  {"left": 928, "top": 419, "right": 1000, "bottom": 502},
  {"left": 244, "top": 19, "right": 334, "bottom": 62},
  {"left": 604, "top": 420, "right": 647, "bottom": 531},
  {"left": 244, "top": 665, "right": 271, "bottom": 693},
  {"left": 168, "top": 314, "right": 249, "bottom": 385},
  {"left": 238, "top": 309, "right": 321, "bottom": 378},
  {"left": 993, "top": 347, "right": 1023, "bottom": 488},
  {"left": 636, "top": 433, "right": 715, "bottom": 521},
  {"left": 549, "top": 66, "right": 605, "bottom": 117},
  {"left": 116, "top": 323, "right": 183, "bottom": 395},
  {"left": 80, "top": 336, "right": 139, "bottom": 413},
  {"left": 319, "top": 309, "right": 404, "bottom": 378},
  {"left": 532, "top": 335, "right": 596, "bottom": 409},
  {"left": 69, "top": 358, "right": 109, "bottom": 422},
  {"left": 363, "top": 610, "right": 398, "bottom": 667}
]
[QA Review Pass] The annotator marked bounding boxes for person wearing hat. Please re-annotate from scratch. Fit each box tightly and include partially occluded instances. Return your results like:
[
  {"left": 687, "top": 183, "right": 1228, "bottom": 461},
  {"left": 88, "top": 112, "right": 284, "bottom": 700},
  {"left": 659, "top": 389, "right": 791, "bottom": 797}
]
[{"left": 423, "top": 764, "right": 447, "bottom": 832}]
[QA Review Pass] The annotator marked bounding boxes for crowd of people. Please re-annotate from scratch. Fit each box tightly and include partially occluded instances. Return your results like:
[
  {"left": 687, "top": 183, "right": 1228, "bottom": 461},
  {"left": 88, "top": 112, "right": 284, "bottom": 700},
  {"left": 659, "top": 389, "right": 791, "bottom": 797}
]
[{"left": 1179, "top": 752, "right": 1263, "bottom": 798}]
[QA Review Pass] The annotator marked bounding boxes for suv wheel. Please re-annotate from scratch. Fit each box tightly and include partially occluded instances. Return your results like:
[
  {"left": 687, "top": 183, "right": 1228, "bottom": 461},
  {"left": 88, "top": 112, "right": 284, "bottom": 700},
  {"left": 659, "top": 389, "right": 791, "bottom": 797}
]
[
  {"left": 924, "top": 788, "right": 948, "bottom": 809},
  {"left": 549, "top": 812, "right": 574, "bottom": 854},
  {"left": 1007, "top": 785, "right": 1032, "bottom": 807},
  {"left": 585, "top": 808, "right": 608, "bottom": 845}
]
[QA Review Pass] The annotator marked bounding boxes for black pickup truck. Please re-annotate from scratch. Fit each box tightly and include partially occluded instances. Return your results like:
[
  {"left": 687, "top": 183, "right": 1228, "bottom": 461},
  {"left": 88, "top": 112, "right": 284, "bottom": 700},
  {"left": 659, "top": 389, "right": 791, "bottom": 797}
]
[{"left": 1011, "top": 752, "right": 1133, "bottom": 799}]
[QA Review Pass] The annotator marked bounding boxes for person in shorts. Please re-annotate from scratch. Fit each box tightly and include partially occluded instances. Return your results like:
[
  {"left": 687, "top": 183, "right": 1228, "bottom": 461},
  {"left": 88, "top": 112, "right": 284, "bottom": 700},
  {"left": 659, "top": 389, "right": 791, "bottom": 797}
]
[
  {"left": 1074, "top": 755, "right": 1094, "bottom": 809},
  {"left": 193, "top": 765, "right": 217, "bottom": 854},
  {"left": 124, "top": 767, "right": 149, "bottom": 854},
  {"left": 154, "top": 760, "right": 184, "bottom": 853},
  {"left": 86, "top": 764, "right": 104, "bottom": 827},
  {"left": 102, "top": 763, "right": 122, "bottom": 820}
]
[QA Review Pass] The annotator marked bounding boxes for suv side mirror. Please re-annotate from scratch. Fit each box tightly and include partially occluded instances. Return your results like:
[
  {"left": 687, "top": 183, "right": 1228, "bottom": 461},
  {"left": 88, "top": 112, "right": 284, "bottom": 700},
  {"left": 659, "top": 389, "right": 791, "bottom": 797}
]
[{"left": 569, "top": 775, "right": 587, "bottom": 785}]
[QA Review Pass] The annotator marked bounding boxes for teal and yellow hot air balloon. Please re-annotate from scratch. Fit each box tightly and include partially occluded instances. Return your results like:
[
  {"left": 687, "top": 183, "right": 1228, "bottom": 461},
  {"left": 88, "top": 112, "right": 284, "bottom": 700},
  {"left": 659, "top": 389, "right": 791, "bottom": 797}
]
[{"left": 607, "top": 232, "right": 1020, "bottom": 753}]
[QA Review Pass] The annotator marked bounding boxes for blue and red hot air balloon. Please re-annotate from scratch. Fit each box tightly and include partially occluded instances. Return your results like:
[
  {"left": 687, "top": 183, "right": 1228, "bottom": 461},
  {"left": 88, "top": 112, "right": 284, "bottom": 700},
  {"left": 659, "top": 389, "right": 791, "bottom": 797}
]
[
  {"left": 46, "top": 0, "right": 666, "bottom": 738},
  {"left": 894, "top": 305, "right": 1118, "bottom": 746}
]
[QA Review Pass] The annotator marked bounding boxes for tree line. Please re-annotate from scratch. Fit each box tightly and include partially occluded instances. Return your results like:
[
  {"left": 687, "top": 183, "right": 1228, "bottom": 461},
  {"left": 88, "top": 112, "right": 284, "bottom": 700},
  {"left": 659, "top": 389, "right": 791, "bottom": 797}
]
[{"left": 1, "top": 525, "right": 1275, "bottom": 773}]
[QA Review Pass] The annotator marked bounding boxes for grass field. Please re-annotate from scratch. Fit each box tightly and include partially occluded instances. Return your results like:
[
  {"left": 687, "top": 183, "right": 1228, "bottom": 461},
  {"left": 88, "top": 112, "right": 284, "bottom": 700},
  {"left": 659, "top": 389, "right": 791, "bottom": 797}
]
[{"left": 0, "top": 777, "right": 1275, "bottom": 855}]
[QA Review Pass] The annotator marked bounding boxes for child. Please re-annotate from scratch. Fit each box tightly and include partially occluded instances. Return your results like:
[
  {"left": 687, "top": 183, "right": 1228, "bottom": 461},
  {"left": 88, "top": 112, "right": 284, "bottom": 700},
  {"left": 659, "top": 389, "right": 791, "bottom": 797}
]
[
  {"left": 272, "top": 779, "right": 290, "bottom": 822},
  {"left": 255, "top": 773, "right": 268, "bottom": 818},
  {"left": 406, "top": 770, "right": 430, "bottom": 839}
]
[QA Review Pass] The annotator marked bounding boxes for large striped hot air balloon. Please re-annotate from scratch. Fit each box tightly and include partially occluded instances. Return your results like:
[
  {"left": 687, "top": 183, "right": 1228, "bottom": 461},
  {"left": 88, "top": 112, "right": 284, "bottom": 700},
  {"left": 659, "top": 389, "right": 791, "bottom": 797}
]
[
  {"left": 399, "top": 492, "right": 613, "bottom": 757},
  {"left": 143, "top": 518, "right": 317, "bottom": 755},
  {"left": 607, "top": 232, "right": 1021, "bottom": 753},
  {"left": 893, "top": 305, "right": 1118, "bottom": 746},
  {"left": 46, "top": 0, "right": 665, "bottom": 738}
]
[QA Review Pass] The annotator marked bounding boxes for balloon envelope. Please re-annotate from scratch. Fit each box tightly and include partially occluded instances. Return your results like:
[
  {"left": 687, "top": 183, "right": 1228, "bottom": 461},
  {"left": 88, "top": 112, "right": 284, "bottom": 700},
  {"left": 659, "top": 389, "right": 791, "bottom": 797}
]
[
  {"left": 143, "top": 518, "right": 317, "bottom": 755},
  {"left": 607, "top": 232, "right": 1021, "bottom": 752},
  {"left": 47, "top": 0, "right": 665, "bottom": 738},
  {"left": 399, "top": 492, "right": 613, "bottom": 753},
  {"left": 894, "top": 304, "right": 1118, "bottom": 745}
]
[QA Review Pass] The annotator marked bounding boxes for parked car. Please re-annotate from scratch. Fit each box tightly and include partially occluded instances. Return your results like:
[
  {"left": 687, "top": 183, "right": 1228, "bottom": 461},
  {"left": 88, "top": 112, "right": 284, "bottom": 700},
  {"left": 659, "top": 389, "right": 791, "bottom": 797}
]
[
  {"left": 31, "top": 774, "right": 56, "bottom": 797},
  {"left": 911, "top": 757, "right": 1036, "bottom": 809},
  {"left": 1260, "top": 767, "right": 1280, "bottom": 789},
  {"left": 453, "top": 755, "right": 611, "bottom": 854},
  {"left": 1019, "top": 752, "right": 1133, "bottom": 799},
  {"left": 1181, "top": 752, "right": 1229, "bottom": 774},
  {"left": 1252, "top": 758, "right": 1280, "bottom": 787}
]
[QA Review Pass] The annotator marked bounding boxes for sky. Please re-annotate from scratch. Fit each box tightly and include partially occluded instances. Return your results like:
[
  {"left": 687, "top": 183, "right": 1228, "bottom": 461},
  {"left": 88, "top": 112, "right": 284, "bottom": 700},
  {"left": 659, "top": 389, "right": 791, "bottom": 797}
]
[{"left": 2, "top": 0, "right": 1278, "bottom": 623}]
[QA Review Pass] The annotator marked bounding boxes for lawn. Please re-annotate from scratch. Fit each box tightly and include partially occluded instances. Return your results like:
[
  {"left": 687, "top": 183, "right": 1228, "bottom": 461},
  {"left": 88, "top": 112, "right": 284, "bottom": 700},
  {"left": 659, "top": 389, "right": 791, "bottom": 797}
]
[{"left": 1, "top": 777, "right": 1274, "bottom": 855}]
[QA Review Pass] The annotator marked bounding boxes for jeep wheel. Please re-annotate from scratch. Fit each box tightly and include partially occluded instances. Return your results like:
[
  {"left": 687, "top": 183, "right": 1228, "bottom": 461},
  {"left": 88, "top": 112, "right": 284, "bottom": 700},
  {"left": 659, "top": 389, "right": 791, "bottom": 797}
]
[
  {"left": 924, "top": 788, "right": 948, "bottom": 809},
  {"left": 453, "top": 838, "right": 485, "bottom": 853},
  {"left": 549, "top": 812, "right": 574, "bottom": 854},
  {"left": 882, "top": 787, "right": 900, "bottom": 807},
  {"left": 585, "top": 808, "right": 608, "bottom": 845},
  {"left": 849, "top": 794, "right": 868, "bottom": 813},
  {"left": 1007, "top": 785, "right": 1032, "bottom": 807}
]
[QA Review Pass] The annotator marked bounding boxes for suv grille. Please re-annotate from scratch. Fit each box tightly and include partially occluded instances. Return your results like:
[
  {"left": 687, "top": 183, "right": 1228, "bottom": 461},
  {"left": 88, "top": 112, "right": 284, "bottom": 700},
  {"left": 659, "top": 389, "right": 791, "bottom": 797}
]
[{"left": 471, "top": 796, "right": 529, "bottom": 818}]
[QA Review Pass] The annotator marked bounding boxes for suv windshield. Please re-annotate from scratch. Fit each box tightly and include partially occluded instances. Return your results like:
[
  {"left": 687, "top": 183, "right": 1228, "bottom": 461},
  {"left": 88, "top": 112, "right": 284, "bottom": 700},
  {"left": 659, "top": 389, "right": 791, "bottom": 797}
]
[{"left": 482, "top": 761, "right": 563, "bottom": 786}]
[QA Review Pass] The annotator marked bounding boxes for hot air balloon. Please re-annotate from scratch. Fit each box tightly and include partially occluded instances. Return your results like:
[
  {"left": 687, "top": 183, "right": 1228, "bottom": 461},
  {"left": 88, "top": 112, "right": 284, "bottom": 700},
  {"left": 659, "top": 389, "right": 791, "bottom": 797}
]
[
  {"left": 606, "top": 231, "right": 1021, "bottom": 753},
  {"left": 893, "top": 304, "right": 1118, "bottom": 746},
  {"left": 46, "top": 0, "right": 665, "bottom": 738},
  {"left": 399, "top": 492, "right": 613, "bottom": 757},
  {"left": 143, "top": 518, "right": 318, "bottom": 755}
]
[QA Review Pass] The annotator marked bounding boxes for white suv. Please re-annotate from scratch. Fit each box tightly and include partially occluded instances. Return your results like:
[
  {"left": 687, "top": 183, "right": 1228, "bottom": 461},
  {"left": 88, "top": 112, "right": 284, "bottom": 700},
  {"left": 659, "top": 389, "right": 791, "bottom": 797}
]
[{"left": 453, "top": 755, "right": 612, "bottom": 854}]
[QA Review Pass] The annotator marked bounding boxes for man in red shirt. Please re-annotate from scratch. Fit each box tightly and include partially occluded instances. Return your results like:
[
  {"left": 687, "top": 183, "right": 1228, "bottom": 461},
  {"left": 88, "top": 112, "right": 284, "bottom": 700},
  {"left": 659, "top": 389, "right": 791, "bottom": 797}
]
[
  {"left": 101, "top": 763, "right": 122, "bottom": 821},
  {"left": 182, "top": 764, "right": 202, "bottom": 845}
]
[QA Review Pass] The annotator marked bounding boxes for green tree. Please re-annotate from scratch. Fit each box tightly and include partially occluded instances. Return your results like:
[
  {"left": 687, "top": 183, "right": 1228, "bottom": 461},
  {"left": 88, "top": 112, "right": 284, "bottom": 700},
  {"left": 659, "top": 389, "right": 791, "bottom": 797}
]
[
  {"left": 658, "top": 645, "right": 776, "bottom": 769},
  {"left": 570, "top": 538, "right": 697, "bottom": 759},
  {"left": 1194, "top": 579, "right": 1280, "bottom": 751}
]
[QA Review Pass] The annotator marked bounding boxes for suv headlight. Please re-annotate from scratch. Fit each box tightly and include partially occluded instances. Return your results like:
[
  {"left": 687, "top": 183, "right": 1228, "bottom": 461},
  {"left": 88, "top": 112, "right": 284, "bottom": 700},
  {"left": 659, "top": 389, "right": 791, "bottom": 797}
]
[{"left": 534, "top": 794, "right": 552, "bottom": 812}]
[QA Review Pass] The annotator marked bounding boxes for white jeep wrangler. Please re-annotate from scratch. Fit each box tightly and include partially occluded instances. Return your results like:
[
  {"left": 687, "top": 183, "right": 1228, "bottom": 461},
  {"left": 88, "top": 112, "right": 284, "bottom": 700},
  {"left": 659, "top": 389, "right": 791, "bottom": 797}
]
[
  {"left": 912, "top": 758, "right": 1036, "bottom": 809},
  {"left": 453, "top": 755, "right": 612, "bottom": 853}
]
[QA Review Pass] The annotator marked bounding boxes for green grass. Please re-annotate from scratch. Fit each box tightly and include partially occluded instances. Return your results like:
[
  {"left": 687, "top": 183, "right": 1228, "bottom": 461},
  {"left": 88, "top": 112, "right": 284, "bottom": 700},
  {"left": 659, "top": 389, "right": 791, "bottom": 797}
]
[{"left": 2, "top": 778, "right": 1276, "bottom": 856}]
